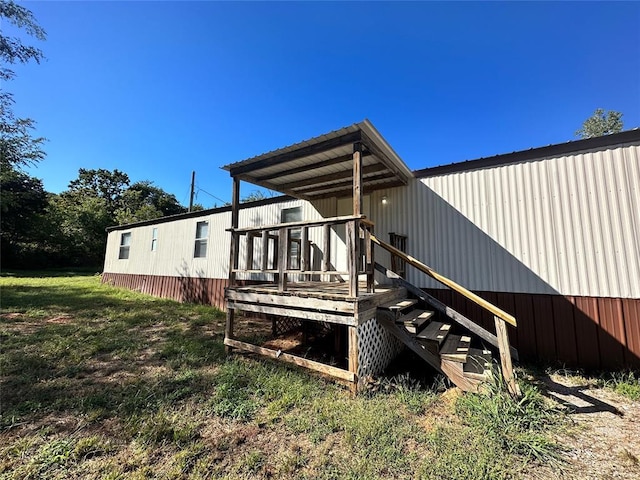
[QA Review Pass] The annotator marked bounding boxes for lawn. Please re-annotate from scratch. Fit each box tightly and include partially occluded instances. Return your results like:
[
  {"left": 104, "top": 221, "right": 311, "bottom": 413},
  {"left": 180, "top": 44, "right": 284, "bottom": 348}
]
[{"left": 0, "top": 273, "right": 589, "bottom": 479}]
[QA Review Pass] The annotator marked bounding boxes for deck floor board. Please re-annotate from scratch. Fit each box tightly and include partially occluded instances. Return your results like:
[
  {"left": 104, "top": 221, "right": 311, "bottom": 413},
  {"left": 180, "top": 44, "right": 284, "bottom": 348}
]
[{"left": 230, "top": 281, "right": 397, "bottom": 301}]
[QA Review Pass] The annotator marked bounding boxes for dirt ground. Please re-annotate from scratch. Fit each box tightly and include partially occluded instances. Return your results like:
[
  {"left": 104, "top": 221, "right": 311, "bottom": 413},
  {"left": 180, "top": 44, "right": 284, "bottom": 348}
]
[{"left": 528, "top": 374, "right": 640, "bottom": 480}]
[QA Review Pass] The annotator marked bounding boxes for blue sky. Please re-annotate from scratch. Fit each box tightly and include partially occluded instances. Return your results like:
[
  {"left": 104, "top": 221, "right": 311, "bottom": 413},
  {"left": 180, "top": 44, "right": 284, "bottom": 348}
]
[{"left": 12, "top": 1, "right": 640, "bottom": 206}]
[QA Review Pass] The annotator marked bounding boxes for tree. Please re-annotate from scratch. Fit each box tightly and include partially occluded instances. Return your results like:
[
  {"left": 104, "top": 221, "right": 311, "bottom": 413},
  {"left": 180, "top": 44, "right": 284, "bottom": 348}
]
[
  {"left": 43, "top": 168, "right": 131, "bottom": 267},
  {"left": 0, "top": 165, "right": 49, "bottom": 266},
  {"left": 50, "top": 169, "right": 190, "bottom": 267},
  {"left": 67, "top": 168, "right": 130, "bottom": 216},
  {"left": 0, "top": 0, "right": 47, "bottom": 170},
  {"left": 49, "top": 193, "right": 113, "bottom": 267},
  {"left": 115, "top": 181, "right": 186, "bottom": 224},
  {"left": 575, "top": 109, "right": 624, "bottom": 139}
]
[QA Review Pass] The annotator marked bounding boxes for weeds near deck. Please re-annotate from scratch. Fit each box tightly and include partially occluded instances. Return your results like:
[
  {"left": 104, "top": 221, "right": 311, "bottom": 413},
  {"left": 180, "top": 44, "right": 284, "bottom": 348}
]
[{"left": 599, "top": 371, "right": 640, "bottom": 401}]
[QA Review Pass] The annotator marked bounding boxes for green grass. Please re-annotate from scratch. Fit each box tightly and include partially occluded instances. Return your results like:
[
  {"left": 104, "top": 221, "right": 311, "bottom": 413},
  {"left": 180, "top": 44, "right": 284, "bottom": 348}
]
[
  {"left": 1, "top": 273, "right": 570, "bottom": 479},
  {"left": 600, "top": 370, "right": 640, "bottom": 401}
]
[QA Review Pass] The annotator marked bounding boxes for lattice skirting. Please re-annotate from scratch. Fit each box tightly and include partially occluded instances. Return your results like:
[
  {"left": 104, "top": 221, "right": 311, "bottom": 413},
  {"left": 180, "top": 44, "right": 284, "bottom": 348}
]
[
  {"left": 357, "top": 314, "right": 404, "bottom": 381},
  {"left": 272, "top": 316, "right": 303, "bottom": 336}
]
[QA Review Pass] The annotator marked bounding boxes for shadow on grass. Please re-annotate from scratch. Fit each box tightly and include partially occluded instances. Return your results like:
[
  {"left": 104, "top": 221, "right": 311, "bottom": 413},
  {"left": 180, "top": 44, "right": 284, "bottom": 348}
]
[
  {"left": 1, "top": 268, "right": 102, "bottom": 278},
  {"left": 2, "top": 284, "right": 152, "bottom": 313}
]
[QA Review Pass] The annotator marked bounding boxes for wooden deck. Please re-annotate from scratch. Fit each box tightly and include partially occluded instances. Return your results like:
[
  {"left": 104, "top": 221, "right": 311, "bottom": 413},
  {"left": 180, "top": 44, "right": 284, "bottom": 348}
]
[{"left": 225, "top": 281, "right": 406, "bottom": 326}]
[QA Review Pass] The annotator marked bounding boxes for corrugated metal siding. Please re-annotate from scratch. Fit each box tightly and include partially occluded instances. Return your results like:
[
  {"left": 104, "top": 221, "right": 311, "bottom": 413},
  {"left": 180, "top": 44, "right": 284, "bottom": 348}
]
[
  {"left": 370, "top": 142, "right": 640, "bottom": 298},
  {"left": 102, "top": 273, "right": 229, "bottom": 310},
  {"left": 103, "top": 197, "right": 344, "bottom": 280},
  {"left": 104, "top": 210, "right": 232, "bottom": 278},
  {"left": 423, "top": 289, "right": 640, "bottom": 370}
]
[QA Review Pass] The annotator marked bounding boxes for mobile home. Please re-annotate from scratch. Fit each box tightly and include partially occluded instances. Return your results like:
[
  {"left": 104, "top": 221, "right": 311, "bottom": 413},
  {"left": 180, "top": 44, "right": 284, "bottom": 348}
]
[{"left": 103, "top": 121, "right": 640, "bottom": 392}]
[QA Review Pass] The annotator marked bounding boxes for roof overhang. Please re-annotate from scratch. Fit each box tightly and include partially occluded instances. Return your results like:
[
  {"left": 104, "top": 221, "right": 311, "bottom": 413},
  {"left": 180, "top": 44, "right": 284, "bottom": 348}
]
[{"left": 222, "top": 119, "right": 413, "bottom": 200}]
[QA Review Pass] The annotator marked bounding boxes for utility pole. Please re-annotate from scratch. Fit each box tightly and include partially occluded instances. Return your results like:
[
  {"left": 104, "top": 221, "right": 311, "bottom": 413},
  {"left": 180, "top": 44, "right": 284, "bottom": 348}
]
[{"left": 188, "top": 171, "right": 195, "bottom": 212}]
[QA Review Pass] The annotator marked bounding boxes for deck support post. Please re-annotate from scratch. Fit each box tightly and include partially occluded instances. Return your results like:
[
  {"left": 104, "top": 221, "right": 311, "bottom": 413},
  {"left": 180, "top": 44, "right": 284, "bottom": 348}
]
[
  {"left": 349, "top": 142, "right": 363, "bottom": 298},
  {"left": 348, "top": 325, "right": 359, "bottom": 395},
  {"left": 494, "top": 316, "right": 521, "bottom": 397},
  {"left": 229, "top": 177, "right": 240, "bottom": 287},
  {"left": 353, "top": 142, "right": 362, "bottom": 216},
  {"left": 225, "top": 308, "right": 235, "bottom": 355},
  {"left": 226, "top": 176, "right": 240, "bottom": 354}
]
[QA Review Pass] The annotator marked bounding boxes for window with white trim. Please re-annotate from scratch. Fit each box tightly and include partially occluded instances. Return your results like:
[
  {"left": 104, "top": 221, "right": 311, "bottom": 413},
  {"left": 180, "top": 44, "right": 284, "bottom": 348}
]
[
  {"left": 194, "top": 221, "right": 208, "bottom": 258},
  {"left": 119, "top": 232, "right": 132, "bottom": 259},
  {"left": 151, "top": 227, "right": 158, "bottom": 251}
]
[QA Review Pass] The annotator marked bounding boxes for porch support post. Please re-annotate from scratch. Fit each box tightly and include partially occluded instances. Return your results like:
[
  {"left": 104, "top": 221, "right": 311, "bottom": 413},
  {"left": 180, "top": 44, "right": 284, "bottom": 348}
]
[
  {"left": 229, "top": 176, "right": 240, "bottom": 286},
  {"left": 349, "top": 142, "right": 363, "bottom": 298},
  {"left": 494, "top": 316, "right": 521, "bottom": 397},
  {"left": 353, "top": 142, "right": 363, "bottom": 217},
  {"left": 226, "top": 176, "right": 240, "bottom": 354},
  {"left": 348, "top": 325, "right": 359, "bottom": 395}
]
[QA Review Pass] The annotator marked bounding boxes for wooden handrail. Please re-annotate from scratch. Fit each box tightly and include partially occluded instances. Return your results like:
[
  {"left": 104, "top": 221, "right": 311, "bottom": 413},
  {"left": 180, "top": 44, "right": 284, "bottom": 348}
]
[
  {"left": 227, "top": 214, "right": 367, "bottom": 233},
  {"left": 370, "top": 233, "right": 517, "bottom": 327}
]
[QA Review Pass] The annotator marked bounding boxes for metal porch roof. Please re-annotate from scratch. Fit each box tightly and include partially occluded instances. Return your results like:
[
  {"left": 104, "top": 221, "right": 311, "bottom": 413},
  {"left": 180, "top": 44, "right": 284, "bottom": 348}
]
[{"left": 222, "top": 120, "right": 414, "bottom": 200}]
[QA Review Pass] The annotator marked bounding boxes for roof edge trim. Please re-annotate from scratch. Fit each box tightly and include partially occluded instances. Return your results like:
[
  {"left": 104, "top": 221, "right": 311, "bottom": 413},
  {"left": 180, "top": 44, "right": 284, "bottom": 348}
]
[
  {"left": 105, "top": 194, "right": 294, "bottom": 232},
  {"left": 414, "top": 129, "right": 640, "bottom": 178}
]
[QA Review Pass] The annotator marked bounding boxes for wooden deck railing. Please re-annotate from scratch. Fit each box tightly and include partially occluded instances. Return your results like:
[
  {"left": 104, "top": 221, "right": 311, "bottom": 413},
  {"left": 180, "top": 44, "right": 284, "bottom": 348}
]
[
  {"left": 227, "top": 215, "right": 374, "bottom": 297},
  {"left": 370, "top": 233, "right": 521, "bottom": 396}
]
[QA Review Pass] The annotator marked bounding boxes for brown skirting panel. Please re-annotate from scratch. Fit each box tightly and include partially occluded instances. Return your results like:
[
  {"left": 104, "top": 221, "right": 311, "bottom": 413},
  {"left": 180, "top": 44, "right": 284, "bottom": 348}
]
[
  {"left": 424, "top": 289, "right": 640, "bottom": 371},
  {"left": 100, "top": 272, "right": 639, "bottom": 370},
  {"left": 101, "top": 272, "right": 229, "bottom": 311}
]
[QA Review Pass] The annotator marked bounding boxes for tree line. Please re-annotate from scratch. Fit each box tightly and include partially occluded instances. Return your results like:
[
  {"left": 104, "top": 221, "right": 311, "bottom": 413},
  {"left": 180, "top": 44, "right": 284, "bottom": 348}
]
[{"left": 1, "top": 167, "right": 191, "bottom": 268}]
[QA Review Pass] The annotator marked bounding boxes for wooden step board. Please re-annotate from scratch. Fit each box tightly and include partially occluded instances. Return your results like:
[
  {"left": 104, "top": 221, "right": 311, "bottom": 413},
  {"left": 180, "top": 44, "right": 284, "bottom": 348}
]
[
  {"left": 463, "top": 348, "right": 493, "bottom": 378},
  {"left": 439, "top": 334, "right": 471, "bottom": 362},
  {"left": 377, "top": 310, "right": 489, "bottom": 393},
  {"left": 397, "top": 309, "right": 435, "bottom": 334},
  {"left": 377, "top": 296, "right": 497, "bottom": 392},
  {"left": 380, "top": 298, "right": 418, "bottom": 313},
  {"left": 416, "top": 321, "right": 451, "bottom": 352}
]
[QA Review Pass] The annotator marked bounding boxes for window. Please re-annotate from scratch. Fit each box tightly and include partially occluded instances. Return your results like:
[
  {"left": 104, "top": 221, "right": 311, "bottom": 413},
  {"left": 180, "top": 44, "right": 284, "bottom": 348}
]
[
  {"left": 194, "top": 221, "right": 208, "bottom": 258},
  {"left": 119, "top": 232, "right": 131, "bottom": 259},
  {"left": 151, "top": 228, "right": 158, "bottom": 251}
]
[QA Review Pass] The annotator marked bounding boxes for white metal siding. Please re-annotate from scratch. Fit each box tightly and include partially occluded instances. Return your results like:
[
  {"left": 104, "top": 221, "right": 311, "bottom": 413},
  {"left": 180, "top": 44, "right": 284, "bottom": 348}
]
[
  {"left": 369, "top": 142, "right": 640, "bottom": 298},
  {"left": 103, "top": 197, "right": 346, "bottom": 280}
]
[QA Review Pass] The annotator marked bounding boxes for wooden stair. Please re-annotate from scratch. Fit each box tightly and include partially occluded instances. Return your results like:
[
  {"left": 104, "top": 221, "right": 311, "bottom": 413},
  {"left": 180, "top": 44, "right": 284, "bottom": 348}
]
[{"left": 377, "top": 299, "right": 493, "bottom": 392}]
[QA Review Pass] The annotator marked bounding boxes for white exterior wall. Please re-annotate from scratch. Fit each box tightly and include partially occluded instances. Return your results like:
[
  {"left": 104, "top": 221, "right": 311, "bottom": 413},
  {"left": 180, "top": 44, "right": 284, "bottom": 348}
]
[
  {"left": 103, "top": 197, "right": 349, "bottom": 279},
  {"left": 104, "top": 209, "right": 232, "bottom": 278},
  {"left": 369, "top": 142, "right": 640, "bottom": 299}
]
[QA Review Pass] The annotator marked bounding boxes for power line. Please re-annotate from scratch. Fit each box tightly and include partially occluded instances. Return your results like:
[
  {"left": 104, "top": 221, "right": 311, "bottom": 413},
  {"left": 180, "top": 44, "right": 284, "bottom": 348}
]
[{"left": 195, "top": 186, "right": 228, "bottom": 205}]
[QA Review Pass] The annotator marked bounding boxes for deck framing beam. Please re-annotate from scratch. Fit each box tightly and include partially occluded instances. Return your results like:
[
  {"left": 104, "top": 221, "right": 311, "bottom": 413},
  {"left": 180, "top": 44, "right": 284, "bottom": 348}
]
[{"left": 224, "top": 338, "right": 356, "bottom": 383}]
